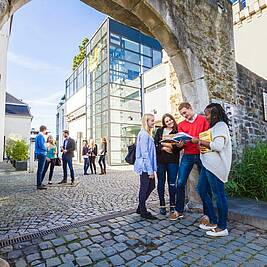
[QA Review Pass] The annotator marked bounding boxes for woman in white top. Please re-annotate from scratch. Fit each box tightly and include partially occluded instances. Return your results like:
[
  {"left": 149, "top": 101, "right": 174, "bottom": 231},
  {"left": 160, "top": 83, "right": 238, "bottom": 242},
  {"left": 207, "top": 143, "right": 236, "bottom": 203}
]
[{"left": 192, "top": 103, "right": 232, "bottom": 237}]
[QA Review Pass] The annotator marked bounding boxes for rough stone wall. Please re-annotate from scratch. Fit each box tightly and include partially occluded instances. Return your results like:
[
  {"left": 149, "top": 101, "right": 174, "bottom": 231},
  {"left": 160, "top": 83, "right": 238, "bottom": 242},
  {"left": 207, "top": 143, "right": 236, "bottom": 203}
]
[{"left": 235, "top": 63, "right": 267, "bottom": 154}]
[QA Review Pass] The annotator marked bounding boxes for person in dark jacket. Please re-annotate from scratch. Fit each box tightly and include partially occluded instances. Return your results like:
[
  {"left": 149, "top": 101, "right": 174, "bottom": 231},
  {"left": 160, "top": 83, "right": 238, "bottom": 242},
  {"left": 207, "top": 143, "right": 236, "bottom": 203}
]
[
  {"left": 82, "top": 140, "right": 90, "bottom": 175},
  {"left": 35, "top": 125, "right": 48, "bottom": 190},
  {"left": 98, "top": 137, "right": 107, "bottom": 175},
  {"left": 154, "top": 113, "right": 183, "bottom": 215},
  {"left": 89, "top": 139, "right": 97, "bottom": 174},
  {"left": 59, "top": 130, "right": 76, "bottom": 184}
]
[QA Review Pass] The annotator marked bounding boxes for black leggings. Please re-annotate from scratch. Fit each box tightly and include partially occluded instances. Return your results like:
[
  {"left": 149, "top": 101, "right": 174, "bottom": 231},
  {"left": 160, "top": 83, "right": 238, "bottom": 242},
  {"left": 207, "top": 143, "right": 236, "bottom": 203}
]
[
  {"left": 89, "top": 156, "right": 96, "bottom": 174},
  {"left": 42, "top": 158, "right": 55, "bottom": 181},
  {"left": 98, "top": 155, "right": 106, "bottom": 173}
]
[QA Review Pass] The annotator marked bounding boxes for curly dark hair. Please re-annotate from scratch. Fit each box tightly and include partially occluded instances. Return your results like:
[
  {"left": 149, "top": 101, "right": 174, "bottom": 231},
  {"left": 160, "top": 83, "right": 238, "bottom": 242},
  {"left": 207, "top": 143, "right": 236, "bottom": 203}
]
[
  {"left": 205, "top": 103, "right": 230, "bottom": 128},
  {"left": 161, "top": 113, "right": 178, "bottom": 132}
]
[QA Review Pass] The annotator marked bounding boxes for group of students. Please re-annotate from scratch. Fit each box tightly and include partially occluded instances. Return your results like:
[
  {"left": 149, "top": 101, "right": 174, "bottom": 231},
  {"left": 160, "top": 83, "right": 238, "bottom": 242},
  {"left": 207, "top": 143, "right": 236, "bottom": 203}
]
[
  {"left": 134, "top": 102, "right": 232, "bottom": 238},
  {"left": 82, "top": 137, "right": 107, "bottom": 175},
  {"left": 35, "top": 128, "right": 77, "bottom": 189}
]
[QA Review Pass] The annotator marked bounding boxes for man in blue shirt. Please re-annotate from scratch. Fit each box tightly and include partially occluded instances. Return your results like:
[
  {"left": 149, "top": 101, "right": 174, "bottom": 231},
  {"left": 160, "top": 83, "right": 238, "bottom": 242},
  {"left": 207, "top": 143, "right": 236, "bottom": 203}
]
[{"left": 35, "top": 125, "right": 48, "bottom": 190}]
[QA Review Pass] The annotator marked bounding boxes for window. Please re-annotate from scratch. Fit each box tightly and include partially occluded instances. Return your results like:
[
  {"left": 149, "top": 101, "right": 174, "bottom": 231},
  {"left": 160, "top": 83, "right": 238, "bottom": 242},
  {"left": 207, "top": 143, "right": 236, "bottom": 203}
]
[
  {"left": 142, "top": 56, "right": 152, "bottom": 68},
  {"left": 110, "top": 33, "right": 120, "bottom": 46},
  {"left": 152, "top": 50, "right": 162, "bottom": 66},
  {"left": 124, "top": 50, "right": 140, "bottom": 65},
  {"left": 141, "top": 45, "right": 151, "bottom": 57},
  {"left": 122, "top": 37, "right": 139, "bottom": 53},
  {"left": 110, "top": 96, "right": 141, "bottom": 112}
]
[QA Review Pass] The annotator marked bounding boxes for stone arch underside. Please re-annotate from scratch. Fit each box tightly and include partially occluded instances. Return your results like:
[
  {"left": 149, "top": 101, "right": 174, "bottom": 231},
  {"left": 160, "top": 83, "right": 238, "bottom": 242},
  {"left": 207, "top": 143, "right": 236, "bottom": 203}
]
[{"left": 0, "top": 0, "right": 210, "bottom": 112}]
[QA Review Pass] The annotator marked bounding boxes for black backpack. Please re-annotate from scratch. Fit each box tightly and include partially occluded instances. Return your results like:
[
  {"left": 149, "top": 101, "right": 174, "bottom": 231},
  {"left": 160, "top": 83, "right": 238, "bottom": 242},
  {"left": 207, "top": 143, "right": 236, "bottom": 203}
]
[{"left": 125, "top": 143, "right": 136, "bottom": 165}]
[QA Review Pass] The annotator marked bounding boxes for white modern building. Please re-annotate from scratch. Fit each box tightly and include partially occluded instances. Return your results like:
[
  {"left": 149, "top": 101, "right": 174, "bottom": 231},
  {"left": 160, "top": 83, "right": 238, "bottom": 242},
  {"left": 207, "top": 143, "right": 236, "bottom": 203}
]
[{"left": 0, "top": 18, "right": 12, "bottom": 161}]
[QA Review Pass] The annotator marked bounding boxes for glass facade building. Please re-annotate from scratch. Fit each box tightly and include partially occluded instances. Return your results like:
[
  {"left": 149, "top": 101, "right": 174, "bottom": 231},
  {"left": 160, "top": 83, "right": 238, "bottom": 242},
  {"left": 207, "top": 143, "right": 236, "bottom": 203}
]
[{"left": 65, "top": 18, "right": 162, "bottom": 165}]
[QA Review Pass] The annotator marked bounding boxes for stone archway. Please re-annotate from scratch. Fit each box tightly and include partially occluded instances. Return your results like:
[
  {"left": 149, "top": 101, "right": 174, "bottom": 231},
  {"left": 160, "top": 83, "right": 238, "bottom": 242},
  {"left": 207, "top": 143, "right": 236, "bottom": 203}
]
[{"left": 0, "top": 0, "right": 236, "bottom": 206}]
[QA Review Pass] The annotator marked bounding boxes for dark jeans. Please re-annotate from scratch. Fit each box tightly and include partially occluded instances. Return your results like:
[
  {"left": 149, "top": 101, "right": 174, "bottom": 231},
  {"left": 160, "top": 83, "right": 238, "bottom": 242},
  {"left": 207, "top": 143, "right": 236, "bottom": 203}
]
[
  {"left": 197, "top": 167, "right": 228, "bottom": 229},
  {"left": 176, "top": 154, "right": 211, "bottom": 214},
  {"left": 157, "top": 163, "right": 178, "bottom": 207},
  {"left": 37, "top": 154, "right": 46, "bottom": 187},
  {"left": 89, "top": 156, "right": 96, "bottom": 174},
  {"left": 62, "top": 156, "right": 75, "bottom": 181},
  {"left": 42, "top": 158, "right": 55, "bottom": 181},
  {"left": 98, "top": 155, "right": 106, "bottom": 173},
  {"left": 138, "top": 172, "right": 155, "bottom": 214},
  {"left": 83, "top": 158, "right": 90, "bottom": 174}
]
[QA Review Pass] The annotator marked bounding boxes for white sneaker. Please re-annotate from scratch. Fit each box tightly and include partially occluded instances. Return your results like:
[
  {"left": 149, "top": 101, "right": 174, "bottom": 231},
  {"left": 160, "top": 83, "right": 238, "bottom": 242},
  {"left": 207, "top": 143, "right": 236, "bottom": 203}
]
[
  {"left": 206, "top": 228, "right": 229, "bottom": 237},
  {"left": 199, "top": 223, "right": 217, "bottom": 230}
]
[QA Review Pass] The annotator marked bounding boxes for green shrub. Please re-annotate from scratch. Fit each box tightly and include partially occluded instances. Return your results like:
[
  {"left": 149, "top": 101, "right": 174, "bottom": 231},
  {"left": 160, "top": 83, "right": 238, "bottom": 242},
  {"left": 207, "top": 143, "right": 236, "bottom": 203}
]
[
  {"left": 10, "top": 140, "right": 29, "bottom": 161},
  {"left": 226, "top": 143, "right": 267, "bottom": 201},
  {"left": 5, "top": 138, "right": 16, "bottom": 158}
]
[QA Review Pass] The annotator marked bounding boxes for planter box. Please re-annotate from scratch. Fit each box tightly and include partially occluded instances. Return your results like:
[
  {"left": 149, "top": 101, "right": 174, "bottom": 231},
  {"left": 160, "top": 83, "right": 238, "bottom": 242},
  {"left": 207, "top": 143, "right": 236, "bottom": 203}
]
[{"left": 14, "top": 160, "right": 27, "bottom": 171}]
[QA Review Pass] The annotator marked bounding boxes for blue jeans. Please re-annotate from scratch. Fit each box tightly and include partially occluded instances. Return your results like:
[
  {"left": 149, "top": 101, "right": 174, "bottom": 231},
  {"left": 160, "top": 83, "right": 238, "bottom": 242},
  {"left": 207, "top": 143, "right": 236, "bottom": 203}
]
[
  {"left": 197, "top": 167, "right": 228, "bottom": 229},
  {"left": 138, "top": 172, "right": 155, "bottom": 214},
  {"left": 157, "top": 163, "right": 178, "bottom": 207},
  {"left": 83, "top": 158, "right": 90, "bottom": 174},
  {"left": 37, "top": 154, "right": 46, "bottom": 187},
  {"left": 62, "top": 156, "right": 75, "bottom": 181},
  {"left": 176, "top": 154, "right": 211, "bottom": 214}
]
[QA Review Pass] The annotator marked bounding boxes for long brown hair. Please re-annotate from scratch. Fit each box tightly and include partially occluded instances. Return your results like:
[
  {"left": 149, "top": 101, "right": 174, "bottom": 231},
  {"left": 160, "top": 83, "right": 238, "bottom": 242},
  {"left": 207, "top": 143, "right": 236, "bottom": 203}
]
[{"left": 162, "top": 113, "right": 178, "bottom": 132}]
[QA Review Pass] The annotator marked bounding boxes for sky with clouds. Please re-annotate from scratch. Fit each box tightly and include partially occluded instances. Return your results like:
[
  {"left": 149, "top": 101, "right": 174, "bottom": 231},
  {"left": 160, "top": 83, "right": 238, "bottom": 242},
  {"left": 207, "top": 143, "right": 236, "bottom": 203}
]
[{"left": 7, "top": 0, "right": 105, "bottom": 135}]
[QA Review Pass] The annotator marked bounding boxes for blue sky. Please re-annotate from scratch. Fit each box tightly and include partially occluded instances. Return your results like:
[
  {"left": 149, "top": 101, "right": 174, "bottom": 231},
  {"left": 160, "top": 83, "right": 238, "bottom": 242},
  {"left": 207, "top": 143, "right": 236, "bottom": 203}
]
[{"left": 7, "top": 0, "right": 105, "bottom": 135}]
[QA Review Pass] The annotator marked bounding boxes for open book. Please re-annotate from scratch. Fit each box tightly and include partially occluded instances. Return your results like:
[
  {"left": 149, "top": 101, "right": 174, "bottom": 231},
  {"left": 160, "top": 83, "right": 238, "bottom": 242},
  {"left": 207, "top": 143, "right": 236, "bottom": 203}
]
[
  {"left": 160, "top": 132, "right": 193, "bottom": 144},
  {"left": 199, "top": 129, "right": 212, "bottom": 153}
]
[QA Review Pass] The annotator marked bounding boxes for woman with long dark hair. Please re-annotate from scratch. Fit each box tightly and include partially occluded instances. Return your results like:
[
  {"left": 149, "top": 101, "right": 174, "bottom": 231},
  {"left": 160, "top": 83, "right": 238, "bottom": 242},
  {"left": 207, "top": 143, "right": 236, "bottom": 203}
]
[
  {"left": 154, "top": 113, "right": 182, "bottom": 215},
  {"left": 192, "top": 103, "right": 232, "bottom": 237},
  {"left": 82, "top": 140, "right": 90, "bottom": 175},
  {"left": 89, "top": 139, "right": 97, "bottom": 174},
  {"left": 98, "top": 137, "right": 107, "bottom": 175}
]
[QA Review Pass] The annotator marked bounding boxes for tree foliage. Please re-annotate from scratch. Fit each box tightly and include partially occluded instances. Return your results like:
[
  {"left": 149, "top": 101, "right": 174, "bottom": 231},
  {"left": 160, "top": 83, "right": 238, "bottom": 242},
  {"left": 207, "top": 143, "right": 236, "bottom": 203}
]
[{"left": 72, "top": 37, "right": 89, "bottom": 71}]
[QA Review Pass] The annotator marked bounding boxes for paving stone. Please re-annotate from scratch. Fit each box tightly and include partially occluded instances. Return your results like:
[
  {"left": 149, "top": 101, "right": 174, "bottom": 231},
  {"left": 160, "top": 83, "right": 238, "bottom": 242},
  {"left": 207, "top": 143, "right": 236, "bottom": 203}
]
[
  {"left": 136, "top": 255, "right": 153, "bottom": 263},
  {"left": 102, "top": 246, "right": 117, "bottom": 256},
  {"left": 39, "top": 241, "right": 53, "bottom": 250},
  {"left": 55, "top": 245, "right": 69, "bottom": 255},
  {"left": 26, "top": 253, "right": 41, "bottom": 263},
  {"left": 60, "top": 254, "right": 75, "bottom": 263},
  {"left": 51, "top": 238, "right": 65, "bottom": 247},
  {"left": 246, "top": 243, "right": 264, "bottom": 251},
  {"left": 120, "top": 249, "right": 136, "bottom": 261},
  {"left": 254, "top": 254, "right": 267, "bottom": 262},
  {"left": 15, "top": 258, "right": 27, "bottom": 267},
  {"left": 31, "top": 260, "right": 43, "bottom": 266},
  {"left": 7, "top": 250, "right": 23, "bottom": 259},
  {"left": 126, "top": 259, "right": 142, "bottom": 267},
  {"left": 67, "top": 242, "right": 82, "bottom": 252},
  {"left": 102, "top": 239, "right": 116, "bottom": 247},
  {"left": 114, "top": 234, "right": 128, "bottom": 242},
  {"left": 89, "top": 250, "right": 105, "bottom": 261},
  {"left": 76, "top": 256, "right": 92, "bottom": 266},
  {"left": 64, "top": 234, "right": 78, "bottom": 242},
  {"left": 127, "top": 239, "right": 139, "bottom": 246},
  {"left": 169, "top": 260, "right": 186, "bottom": 267},
  {"left": 91, "top": 235, "right": 105, "bottom": 243},
  {"left": 80, "top": 238, "right": 93, "bottom": 247},
  {"left": 152, "top": 256, "right": 169, "bottom": 265},
  {"left": 109, "top": 255, "right": 125, "bottom": 266},
  {"left": 74, "top": 248, "right": 89, "bottom": 257},
  {"left": 41, "top": 249, "right": 56, "bottom": 259},
  {"left": 46, "top": 256, "right": 62, "bottom": 267},
  {"left": 88, "top": 229, "right": 100, "bottom": 236},
  {"left": 58, "top": 263, "right": 75, "bottom": 267},
  {"left": 113, "top": 242, "right": 128, "bottom": 252},
  {"left": 94, "top": 260, "right": 110, "bottom": 267},
  {"left": 148, "top": 250, "right": 161, "bottom": 257},
  {"left": 162, "top": 252, "right": 177, "bottom": 260}
]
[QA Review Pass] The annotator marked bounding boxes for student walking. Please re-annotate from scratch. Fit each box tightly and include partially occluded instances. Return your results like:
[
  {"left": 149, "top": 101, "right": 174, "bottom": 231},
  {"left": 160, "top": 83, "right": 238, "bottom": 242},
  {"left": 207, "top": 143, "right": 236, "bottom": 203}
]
[
  {"left": 98, "top": 137, "right": 107, "bottom": 175},
  {"left": 134, "top": 114, "right": 157, "bottom": 220},
  {"left": 89, "top": 139, "right": 97, "bottom": 174},
  {"left": 35, "top": 125, "right": 48, "bottom": 190},
  {"left": 42, "top": 135, "right": 57, "bottom": 184},
  {"left": 170, "top": 102, "right": 210, "bottom": 221},
  {"left": 59, "top": 130, "right": 76, "bottom": 185},
  {"left": 82, "top": 140, "right": 90, "bottom": 175},
  {"left": 192, "top": 103, "right": 232, "bottom": 237},
  {"left": 154, "top": 113, "right": 182, "bottom": 215}
]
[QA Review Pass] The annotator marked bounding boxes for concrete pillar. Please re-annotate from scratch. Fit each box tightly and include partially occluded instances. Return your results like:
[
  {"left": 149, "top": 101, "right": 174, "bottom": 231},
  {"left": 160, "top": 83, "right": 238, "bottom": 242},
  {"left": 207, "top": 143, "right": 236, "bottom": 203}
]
[{"left": 0, "top": 18, "right": 11, "bottom": 162}]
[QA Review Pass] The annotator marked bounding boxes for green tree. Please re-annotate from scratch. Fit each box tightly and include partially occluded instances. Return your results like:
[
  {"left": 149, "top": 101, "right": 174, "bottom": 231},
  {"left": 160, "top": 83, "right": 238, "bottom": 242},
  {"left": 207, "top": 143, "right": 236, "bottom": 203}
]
[{"left": 72, "top": 37, "right": 89, "bottom": 70}]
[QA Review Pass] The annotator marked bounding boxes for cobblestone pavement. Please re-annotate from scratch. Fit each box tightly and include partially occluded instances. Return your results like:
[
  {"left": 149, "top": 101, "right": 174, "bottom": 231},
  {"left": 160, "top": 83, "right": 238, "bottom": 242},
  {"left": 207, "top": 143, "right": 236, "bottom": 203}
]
[
  {"left": 0, "top": 165, "right": 157, "bottom": 240},
  {"left": 0, "top": 206, "right": 266, "bottom": 267}
]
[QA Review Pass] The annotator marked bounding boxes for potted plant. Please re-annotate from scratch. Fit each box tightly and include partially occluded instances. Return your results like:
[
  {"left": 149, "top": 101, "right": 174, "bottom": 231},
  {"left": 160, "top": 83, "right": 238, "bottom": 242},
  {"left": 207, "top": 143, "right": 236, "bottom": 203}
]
[
  {"left": 11, "top": 140, "right": 29, "bottom": 171},
  {"left": 5, "top": 138, "right": 16, "bottom": 166}
]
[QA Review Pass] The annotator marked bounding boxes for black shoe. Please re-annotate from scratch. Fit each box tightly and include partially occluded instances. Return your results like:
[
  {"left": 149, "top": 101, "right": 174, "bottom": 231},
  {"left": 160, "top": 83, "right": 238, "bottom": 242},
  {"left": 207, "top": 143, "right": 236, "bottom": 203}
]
[
  {"left": 84, "top": 173, "right": 89, "bottom": 175},
  {"left": 58, "top": 180, "right": 67, "bottom": 184},
  {"left": 170, "top": 207, "right": 176, "bottom": 213},
  {"left": 159, "top": 207, "right": 167, "bottom": 215},
  {"left": 37, "top": 185, "right": 47, "bottom": 190},
  {"left": 71, "top": 180, "right": 75, "bottom": 185},
  {"left": 136, "top": 207, "right": 141, "bottom": 214},
  {"left": 141, "top": 212, "right": 157, "bottom": 220}
]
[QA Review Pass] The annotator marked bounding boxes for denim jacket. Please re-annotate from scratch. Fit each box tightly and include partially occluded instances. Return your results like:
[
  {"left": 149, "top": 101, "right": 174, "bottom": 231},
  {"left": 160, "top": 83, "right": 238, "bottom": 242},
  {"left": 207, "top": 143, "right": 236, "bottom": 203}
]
[{"left": 134, "top": 129, "right": 157, "bottom": 175}]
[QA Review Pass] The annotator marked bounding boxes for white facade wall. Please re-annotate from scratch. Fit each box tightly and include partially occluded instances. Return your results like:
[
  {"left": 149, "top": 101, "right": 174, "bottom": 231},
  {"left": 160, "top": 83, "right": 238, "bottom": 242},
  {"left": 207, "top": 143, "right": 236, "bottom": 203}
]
[
  {"left": 0, "top": 19, "right": 11, "bottom": 161},
  {"left": 56, "top": 103, "right": 66, "bottom": 149},
  {"left": 65, "top": 86, "right": 86, "bottom": 115},
  {"left": 144, "top": 63, "right": 170, "bottom": 122},
  {"left": 4, "top": 115, "right": 32, "bottom": 141},
  {"left": 233, "top": 3, "right": 267, "bottom": 79}
]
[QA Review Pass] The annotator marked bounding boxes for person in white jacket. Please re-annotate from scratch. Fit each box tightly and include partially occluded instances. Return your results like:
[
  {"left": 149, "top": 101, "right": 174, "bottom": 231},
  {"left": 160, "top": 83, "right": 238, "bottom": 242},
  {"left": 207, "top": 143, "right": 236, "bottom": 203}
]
[{"left": 192, "top": 103, "right": 232, "bottom": 237}]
